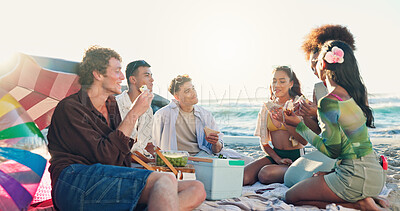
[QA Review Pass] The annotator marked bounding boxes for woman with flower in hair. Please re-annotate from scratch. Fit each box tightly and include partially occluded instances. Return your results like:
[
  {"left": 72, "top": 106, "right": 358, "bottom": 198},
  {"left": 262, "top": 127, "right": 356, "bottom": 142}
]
[
  {"left": 283, "top": 40, "right": 386, "bottom": 210},
  {"left": 284, "top": 24, "right": 358, "bottom": 188},
  {"left": 243, "top": 66, "right": 308, "bottom": 186}
]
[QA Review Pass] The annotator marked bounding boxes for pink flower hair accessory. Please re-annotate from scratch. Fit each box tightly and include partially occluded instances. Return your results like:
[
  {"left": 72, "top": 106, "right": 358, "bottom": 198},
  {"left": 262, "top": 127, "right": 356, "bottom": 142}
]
[{"left": 324, "top": 46, "right": 344, "bottom": 64}]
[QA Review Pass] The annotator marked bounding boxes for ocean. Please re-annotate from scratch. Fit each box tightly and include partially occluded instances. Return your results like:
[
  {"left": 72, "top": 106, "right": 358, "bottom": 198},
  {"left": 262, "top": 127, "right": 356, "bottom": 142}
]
[{"left": 199, "top": 93, "right": 400, "bottom": 139}]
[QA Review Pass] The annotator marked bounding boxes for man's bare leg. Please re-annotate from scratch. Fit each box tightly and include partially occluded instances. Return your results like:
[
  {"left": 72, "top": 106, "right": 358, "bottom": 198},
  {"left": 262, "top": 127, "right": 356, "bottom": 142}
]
[
  {"left": 177, "top": 180, "right": 206, "bottom": 211},
  {"left": 138, "top": 172, "right": 179, "bottom": 211}
]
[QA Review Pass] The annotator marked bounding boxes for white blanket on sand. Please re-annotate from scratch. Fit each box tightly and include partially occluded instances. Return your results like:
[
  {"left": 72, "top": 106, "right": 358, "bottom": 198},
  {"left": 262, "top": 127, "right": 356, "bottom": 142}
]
[{"left": 195, "top": 182, "right": 392, "bottom": 211}]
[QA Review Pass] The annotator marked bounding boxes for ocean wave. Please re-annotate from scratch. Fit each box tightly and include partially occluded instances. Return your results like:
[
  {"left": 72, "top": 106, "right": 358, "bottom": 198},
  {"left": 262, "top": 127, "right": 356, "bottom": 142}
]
[
  {"left": 222, "top": 130, "right": 253, "bottom": 136},
  {"left": 198, "top": 95, "right": 400, "bottom": 140},
  {"left": 212, "top": 110, "right": 258, "bottom": 119},
  {"left": 371, "top": 104, "right": 400, "bottom": 111},
  {"left": 369, "top": 126, "right": 400, "bottom": 138},
  {"left": 368, "top": 93, "right": 400, "bottom": 100}
]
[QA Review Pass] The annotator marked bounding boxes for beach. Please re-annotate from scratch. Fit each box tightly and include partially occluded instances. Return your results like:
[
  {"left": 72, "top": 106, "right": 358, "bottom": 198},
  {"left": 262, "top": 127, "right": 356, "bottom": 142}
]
[
  {"left": 199, "top": 94, "right": 400, "bottom": 208},
  {"left": 372, "top": 138, "right": 400, "bottom": 210},
  {"left": 218, "top": 136, "right": 400, "bottom": 210}
]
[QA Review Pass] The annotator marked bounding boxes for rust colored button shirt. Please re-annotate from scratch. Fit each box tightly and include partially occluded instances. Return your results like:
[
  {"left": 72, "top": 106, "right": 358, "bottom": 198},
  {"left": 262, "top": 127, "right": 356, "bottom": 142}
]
[{"left": 47, "top": 89, "right": 134, "bottom": 189}]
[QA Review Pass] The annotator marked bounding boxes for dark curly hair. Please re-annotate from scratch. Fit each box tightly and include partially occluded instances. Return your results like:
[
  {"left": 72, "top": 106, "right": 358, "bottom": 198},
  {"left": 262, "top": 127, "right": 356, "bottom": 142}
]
[
  {"left": 78, "top": 46, "right": 121, "bottom": 87},
  {"left": 269, "top": 66, "right": 302, "bottom": 101},
  {"left": 320, "top": 40, "right": 374, "bottom": 128},
  {"left": 302, "top": 24, "right": 356, "bottom": 60},
  {"left": 168, "top": 74, "right": 192, "bottom": 95}
]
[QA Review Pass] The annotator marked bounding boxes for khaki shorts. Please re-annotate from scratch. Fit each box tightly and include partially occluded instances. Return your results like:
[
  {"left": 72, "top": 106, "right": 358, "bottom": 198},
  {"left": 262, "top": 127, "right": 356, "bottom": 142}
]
[{"left": 324, "top": 152, "right": 385, "bottom": 202}]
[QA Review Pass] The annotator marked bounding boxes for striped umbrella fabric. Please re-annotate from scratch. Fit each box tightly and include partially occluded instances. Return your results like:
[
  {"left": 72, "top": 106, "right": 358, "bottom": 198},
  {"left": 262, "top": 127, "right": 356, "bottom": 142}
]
[
  {"left": 0, "top": 88, "right": 47, "bottom": 210},
  {"left": 0, "top": 53, "right": 81, "bottom": 208},
  {"left": 0, "top": 53, "right": 81, "bottom": 130}
]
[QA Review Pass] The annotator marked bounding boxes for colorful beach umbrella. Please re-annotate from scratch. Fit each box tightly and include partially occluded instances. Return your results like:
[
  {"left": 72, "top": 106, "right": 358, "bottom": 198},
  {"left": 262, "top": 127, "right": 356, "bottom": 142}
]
[
  {"left": 0, "top": 88, "right": 47, "bottom": 210},
  {"left": 0, "top": 53, "right": 81, "bottom": 209},
  {"left": 0, "top": 53, "right": 81, "bottom": 130}
]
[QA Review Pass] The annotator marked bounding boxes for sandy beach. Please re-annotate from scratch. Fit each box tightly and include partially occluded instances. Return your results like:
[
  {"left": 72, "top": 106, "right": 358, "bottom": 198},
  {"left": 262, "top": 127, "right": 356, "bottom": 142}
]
[
  {"left": 371, "top": 138, "right": 400, "bottom": 210},
  {"left": 221, "top": 136, "right": 400, "bottom": 210}
]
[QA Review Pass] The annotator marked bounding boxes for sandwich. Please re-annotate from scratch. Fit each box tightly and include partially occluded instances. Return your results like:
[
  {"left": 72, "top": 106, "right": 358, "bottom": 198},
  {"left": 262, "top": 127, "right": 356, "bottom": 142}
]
[
  {"left": 264, "top": 101, "right": 282, "bottom": 111},
  {"left": 140, "top": 85, "right": 148, "bottom": 92},
  {"left": 295, "top": 95, "right": 311, "bottom": 104},
  {"left": 283, "top": 100, "right": 294, "bottom": 115},
  {"left": 204, "top": 126, "right": 220, "bottom": 137}
]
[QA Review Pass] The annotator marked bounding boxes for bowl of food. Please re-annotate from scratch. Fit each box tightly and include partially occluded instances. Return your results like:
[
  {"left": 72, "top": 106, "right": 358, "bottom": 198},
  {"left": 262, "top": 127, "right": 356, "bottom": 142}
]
[{"left": 156, "top": 150, "right": 189, "bottom": 167}]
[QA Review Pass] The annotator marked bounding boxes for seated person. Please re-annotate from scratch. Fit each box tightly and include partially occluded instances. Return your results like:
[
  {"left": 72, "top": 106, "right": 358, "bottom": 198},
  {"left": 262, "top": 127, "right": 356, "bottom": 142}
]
[
  {"left": 153, "top": 74, "right": 223, "bottom": 156},
  {"left": 284, "top": 40, "right": 385, "bottom": 210},
  {"left": 284, "top": 24, "right": 356, "bottom": 187},
  {"left": 153, "top": 75, "right": 252, "bottom": 164},
  {"left": 116, "top": 60, "right": 154, "bottom": 156},
  {"left": 243, "top": 66, "right": 308, "bottom": 186},
  {"left": 47, "top": 47, "right": 205, "bottom": 210}
]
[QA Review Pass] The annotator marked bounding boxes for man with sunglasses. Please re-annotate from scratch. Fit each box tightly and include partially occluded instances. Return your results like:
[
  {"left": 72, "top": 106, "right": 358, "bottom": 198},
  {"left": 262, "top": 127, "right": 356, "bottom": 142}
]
[{"left": 116, "top": 60, "right": 155, "bottom": 156}]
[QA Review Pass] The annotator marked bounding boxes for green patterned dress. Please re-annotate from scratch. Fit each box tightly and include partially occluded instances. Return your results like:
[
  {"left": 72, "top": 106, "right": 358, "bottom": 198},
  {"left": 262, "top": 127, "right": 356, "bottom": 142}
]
[{"left": 295, "top": 97, "right": 384, "bottom": 202}]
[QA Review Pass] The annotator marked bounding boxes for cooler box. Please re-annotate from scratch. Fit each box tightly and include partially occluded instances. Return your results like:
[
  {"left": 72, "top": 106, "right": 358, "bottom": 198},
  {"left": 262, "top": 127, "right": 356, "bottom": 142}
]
[{"left": 193, "top": 158, "right": 244, "bottom": 200}]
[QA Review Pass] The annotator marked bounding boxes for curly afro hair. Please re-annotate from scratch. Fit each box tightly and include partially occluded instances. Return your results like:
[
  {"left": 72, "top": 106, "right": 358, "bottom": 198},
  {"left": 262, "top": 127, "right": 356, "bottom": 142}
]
[{"left": 302, "top": 24, "right": 356, "bottom": 60}]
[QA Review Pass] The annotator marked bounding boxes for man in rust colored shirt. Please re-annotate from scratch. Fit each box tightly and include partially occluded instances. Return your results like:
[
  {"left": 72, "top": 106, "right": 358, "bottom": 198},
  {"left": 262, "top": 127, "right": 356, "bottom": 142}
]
[{"left": 47, "top": 46, "right": 205, "bottom": 211}]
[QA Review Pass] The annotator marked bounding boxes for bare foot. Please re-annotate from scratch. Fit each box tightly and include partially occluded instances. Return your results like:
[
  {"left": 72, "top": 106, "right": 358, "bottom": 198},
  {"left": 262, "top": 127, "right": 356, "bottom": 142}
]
[
  {"left": 356, "top": 197, "right": 388, "bottom": 211},
  {"left": 373, "top": 197, "right": 390, "bottom": 209}
]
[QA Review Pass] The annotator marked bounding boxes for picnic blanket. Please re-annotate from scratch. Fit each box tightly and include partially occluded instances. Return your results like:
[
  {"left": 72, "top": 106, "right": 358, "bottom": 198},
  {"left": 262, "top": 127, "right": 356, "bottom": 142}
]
[{"left": 195, "top": 182, "right": 392, "bottom": 211}]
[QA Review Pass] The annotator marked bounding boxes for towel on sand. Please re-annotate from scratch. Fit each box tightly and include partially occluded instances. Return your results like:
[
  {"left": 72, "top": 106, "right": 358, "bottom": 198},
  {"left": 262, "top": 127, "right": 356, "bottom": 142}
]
[{"left": 195, "top": 182, "right": 392, "bottom": 211}]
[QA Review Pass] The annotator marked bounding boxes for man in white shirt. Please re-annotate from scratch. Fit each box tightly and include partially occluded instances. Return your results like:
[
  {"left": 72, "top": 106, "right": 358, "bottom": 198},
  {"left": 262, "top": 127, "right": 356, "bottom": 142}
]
[
  {"left": 153, "top": 75, "right": 223, "bottom": 156},
  {"left": 116, "top": 60, "right": 154, "bottom": 155},
  {"left": 153, "top": 75, "right": 253, "bottom": 164}
]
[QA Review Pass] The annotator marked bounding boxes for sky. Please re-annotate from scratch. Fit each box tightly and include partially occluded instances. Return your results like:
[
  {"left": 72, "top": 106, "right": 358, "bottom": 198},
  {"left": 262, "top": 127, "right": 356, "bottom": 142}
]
[{"left": 1, "top": 0, "right": 399, "bottom": 102}]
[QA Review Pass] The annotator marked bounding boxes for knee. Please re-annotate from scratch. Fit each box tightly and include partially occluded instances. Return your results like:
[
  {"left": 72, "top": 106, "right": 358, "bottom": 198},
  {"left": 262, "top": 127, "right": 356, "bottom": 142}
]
[
  {"left": 184, "top": 180, "right": 206, "bottom": 209},
  {"left": 284, "top": 189, "right": 295, "bottom": 204},
  {"left": 242, "top": 171, "right": 256, "bottom": 186},
  {"left": 155, "top": 173, "right": 178, "bottom": 188},
  {"left": 164, "top": 173, "right": 178, "bottom": 186},
  {"left": 257, "top": 167, "right": 274, "bottom": 184},
  {"left": 192, "top": 181, "right": 207, "bottom": 203}
]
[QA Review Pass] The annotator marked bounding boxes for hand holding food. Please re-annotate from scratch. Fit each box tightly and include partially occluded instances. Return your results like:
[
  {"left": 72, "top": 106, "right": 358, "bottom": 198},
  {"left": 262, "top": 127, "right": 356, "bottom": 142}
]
[
  {"left": 294, "top": 95, "right": 317, "bottom": 117},
  {"left": 264, "top": 101, "right": 282, "bottom": 111},
  {"left": 140, "top": 85, "right": 148, "bottom": 92},
  {"left": 204, "top": 126, "right": 220, "bottom": 145},
  {"left": 204, "top": 126, "right": 219, "bottom": 137},
  {"left": 283, "top": 100, "right": 294, "bottom": 115},
  {"left": 130, "top": 90, "right": 153, "bottom": 116},
  {"left": 281, "top": 111, "right": 302, "bottom": 126}
]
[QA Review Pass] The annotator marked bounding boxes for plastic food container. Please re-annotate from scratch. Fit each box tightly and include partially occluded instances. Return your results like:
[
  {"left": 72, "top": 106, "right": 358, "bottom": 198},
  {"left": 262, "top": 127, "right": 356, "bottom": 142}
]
[{"left": 156, "top": 150, "right": 189, "bottom": 167}]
